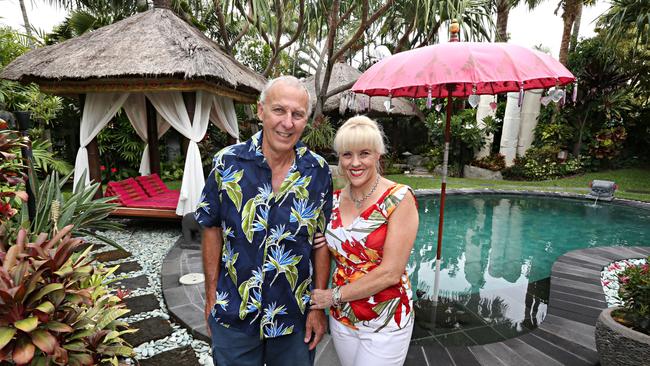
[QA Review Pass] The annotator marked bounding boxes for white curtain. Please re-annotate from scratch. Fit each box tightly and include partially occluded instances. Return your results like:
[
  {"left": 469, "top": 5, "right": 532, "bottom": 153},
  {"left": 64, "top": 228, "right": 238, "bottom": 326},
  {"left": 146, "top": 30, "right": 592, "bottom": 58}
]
[
  {"left": 146, "top": 91, "right": 212, "bottom": 215},
  {"left": 210, "top": 95, "right": 239, "bottom": 141},
  {"left": 123, "top": 94, "right": 171, "bottom": 175},
  {"left": 73, "top": 92, "right": 129, "bottom": 190}
]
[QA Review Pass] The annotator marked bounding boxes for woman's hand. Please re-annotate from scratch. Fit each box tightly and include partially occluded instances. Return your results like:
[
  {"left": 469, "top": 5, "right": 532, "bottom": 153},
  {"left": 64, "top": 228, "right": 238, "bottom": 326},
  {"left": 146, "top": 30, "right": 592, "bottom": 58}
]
[
  {"left": 313, "top": 233, "right": 328, "bottom": 249},
  {"left": 310, "top": 288, "right": 334, "bottom": 309}
]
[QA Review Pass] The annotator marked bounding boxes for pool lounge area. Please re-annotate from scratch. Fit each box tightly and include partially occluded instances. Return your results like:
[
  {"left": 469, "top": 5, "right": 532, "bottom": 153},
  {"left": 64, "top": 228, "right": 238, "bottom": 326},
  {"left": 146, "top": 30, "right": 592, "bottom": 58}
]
[{"left": 162, "top": 190, "right": 650, "bottom": 365}]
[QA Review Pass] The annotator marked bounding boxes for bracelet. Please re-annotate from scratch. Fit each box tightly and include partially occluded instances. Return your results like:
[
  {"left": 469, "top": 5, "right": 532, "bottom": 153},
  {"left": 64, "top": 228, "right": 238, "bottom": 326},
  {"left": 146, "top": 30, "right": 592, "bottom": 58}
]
[{"left": 331, "top": 286, "right": 342, "bottom": 307}]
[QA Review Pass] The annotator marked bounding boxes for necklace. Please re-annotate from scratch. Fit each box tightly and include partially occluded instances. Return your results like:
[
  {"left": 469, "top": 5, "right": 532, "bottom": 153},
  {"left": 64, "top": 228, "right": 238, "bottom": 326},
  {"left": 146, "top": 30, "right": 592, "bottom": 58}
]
[{"left": 349, "top": 175, "right": 380, "bottom": 209}]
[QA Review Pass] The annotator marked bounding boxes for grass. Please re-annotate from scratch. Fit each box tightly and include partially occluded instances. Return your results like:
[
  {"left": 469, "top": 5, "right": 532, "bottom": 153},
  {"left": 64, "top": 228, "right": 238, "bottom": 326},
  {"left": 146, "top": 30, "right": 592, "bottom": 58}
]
[{"left": 384, "top": 167, "right": 650, "bottom": 202}]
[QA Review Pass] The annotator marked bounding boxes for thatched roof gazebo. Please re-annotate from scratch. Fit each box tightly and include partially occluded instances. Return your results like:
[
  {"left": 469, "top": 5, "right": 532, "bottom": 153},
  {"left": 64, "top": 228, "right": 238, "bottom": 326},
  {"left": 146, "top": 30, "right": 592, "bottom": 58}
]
[
  {"left": 1, "top": 7, "right": 264, "bottom": 101},
  {"left": 303, "top": 63, "right": 423, "bottom": 120},
  {"left": 0, "top": 1, "right": 265, "bottom": 217}
]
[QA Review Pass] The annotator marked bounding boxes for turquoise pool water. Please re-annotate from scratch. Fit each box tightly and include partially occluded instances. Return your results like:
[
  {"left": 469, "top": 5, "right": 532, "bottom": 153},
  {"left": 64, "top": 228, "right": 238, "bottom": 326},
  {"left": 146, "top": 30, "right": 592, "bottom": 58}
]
[{"left": 409, "top": 194, "right": 650, "bottom": 346}]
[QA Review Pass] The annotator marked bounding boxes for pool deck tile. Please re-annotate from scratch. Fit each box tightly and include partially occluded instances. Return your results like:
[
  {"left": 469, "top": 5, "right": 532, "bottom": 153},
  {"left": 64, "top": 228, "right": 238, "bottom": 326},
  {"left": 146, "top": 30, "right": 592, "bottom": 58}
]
[{"left": 162, "top": 234, "right": 649, "bottom": 365}]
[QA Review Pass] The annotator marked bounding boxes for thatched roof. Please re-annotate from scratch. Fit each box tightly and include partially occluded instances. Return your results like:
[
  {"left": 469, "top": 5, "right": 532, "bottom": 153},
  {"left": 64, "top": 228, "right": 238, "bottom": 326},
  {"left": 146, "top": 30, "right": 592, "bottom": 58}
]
[
  {"left": 0, "top": 8, "right": 265, "bottom": 103},
  {"left": 303, "top": 63, "right": 423, "bottom": 119}
]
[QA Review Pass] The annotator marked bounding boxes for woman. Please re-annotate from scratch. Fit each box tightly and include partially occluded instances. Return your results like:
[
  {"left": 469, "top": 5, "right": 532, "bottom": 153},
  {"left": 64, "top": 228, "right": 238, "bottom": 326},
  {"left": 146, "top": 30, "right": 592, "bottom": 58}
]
[{"left": 310, "top": 116, "right": 419, "bottom": 366}]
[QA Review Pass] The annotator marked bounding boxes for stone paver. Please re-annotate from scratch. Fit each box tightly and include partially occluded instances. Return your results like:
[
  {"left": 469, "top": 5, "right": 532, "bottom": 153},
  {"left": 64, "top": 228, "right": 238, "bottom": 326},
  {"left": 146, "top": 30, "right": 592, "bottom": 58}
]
[
  {"left": 94, "top": 249, "right": 132, "bottom": 262},
  {"left": 123, "top": 294, "right": 159, "bottom": 316},
  {"left": 114, "top": 274, "right": 149, "bottom": 291},
  {"left": 124, "top": 317, "right": 174, "bottom": 346},
  {"left": 138, "top": 345, "right": 201, "bottom": 366},
  {"left": 114, "top": 261, "right": 142, "bottom": 275}
]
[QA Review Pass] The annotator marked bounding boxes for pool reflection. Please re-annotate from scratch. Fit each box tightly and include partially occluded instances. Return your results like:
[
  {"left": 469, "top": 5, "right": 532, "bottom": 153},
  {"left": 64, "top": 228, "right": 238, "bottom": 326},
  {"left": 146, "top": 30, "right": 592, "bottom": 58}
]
[{"left": 406, "top": 194, "right": 648, "bottom": 345}]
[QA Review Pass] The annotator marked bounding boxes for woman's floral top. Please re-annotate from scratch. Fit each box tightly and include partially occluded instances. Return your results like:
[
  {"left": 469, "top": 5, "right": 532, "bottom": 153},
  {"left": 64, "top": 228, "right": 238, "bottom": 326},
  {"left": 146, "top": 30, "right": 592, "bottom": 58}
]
[
  {"left": 195, "top": 131, "right": 333, "bottom": 339},
  {"left": 325, "top": 184, "right": 414, "bottom": 332}
]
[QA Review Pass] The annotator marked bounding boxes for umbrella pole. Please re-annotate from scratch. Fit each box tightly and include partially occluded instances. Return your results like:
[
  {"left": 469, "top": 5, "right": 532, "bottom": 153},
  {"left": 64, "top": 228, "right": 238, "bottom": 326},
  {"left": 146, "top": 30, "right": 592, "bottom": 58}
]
[{"left": 433, "top": 88, "right": 453, "bottom": 305}]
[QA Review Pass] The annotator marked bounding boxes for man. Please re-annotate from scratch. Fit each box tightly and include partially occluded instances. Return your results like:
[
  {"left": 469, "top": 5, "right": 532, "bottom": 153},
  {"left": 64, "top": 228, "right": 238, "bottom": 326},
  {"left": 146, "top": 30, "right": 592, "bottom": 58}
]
[{"left": 196, "top": 76, "right": 333, "bottom": 366}]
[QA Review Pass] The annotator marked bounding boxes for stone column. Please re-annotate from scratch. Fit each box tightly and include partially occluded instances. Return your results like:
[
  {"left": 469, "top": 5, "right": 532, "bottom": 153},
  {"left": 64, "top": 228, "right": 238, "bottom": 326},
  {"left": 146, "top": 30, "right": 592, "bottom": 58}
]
[
  {"left": 499, "top": 92, "right": 521, "bottom": 167},
  {"left": 517, "top": 89, "right": 543, "bottom": 157},
  {"left": 475, "top": 95, "right": 497, "bottom": 159}
]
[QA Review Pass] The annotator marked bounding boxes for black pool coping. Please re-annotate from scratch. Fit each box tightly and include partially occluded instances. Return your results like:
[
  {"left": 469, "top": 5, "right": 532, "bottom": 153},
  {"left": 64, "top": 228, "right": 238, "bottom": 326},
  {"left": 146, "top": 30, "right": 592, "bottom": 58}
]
[{"left": 161, "top": 189, "right": 650, "bottom": 365}]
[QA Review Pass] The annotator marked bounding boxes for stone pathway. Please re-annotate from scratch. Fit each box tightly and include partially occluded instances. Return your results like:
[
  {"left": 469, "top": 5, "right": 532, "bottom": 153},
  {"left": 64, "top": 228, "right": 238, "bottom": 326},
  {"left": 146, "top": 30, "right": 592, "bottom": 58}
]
[{"left": 84, "top": 222, "right": 210, "bottom": 365}]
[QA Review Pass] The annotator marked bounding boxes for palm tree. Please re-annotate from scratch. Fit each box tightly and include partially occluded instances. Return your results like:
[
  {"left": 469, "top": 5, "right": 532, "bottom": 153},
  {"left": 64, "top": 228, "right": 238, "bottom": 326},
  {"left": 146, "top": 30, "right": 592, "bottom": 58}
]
[
  {"left": 557, "top": 0, "right": 596, "bottom": 66},
  {"left": 495, "top": 0, "right": 545, "bottom": 42},
  {"left": 598, "top": 0, "right": 650, "bottom": 47},
  {"left": 17, "top": 0, "right": 35, "bottom": 47}
]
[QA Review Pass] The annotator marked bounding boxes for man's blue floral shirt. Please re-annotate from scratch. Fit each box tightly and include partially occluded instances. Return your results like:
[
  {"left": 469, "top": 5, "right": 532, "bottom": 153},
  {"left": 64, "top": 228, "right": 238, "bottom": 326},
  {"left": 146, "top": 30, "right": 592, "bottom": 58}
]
[{"left": 195, "top": 131, "right": 333, "bottom": 339}]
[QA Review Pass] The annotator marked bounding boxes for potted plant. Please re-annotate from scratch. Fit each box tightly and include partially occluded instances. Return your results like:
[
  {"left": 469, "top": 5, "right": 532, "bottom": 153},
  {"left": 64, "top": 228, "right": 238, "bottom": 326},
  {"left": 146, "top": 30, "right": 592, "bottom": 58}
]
[{"left": 595, "top": 257, "right": 650, "bottom": 366}]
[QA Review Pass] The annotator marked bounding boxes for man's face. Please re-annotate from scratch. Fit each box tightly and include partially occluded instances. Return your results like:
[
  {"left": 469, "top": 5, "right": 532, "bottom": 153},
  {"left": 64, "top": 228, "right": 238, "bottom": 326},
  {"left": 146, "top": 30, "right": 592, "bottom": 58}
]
[{"left": 257, "top": 81, "right": 309, "bottom": 156}]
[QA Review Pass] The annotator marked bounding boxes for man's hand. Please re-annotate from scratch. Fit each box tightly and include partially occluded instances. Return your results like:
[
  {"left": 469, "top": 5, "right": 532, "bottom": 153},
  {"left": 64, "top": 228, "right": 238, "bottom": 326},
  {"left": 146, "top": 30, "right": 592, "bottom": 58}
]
[{"left": 304, "top": 309, "right": 327, "bottom": 350}]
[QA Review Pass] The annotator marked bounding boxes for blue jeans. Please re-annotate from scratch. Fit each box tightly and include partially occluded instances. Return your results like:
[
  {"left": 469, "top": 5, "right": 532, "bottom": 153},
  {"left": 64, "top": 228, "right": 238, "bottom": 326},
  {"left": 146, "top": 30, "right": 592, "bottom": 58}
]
[{"left": 208, "top": 314, "right": 315, "bottom": 366}]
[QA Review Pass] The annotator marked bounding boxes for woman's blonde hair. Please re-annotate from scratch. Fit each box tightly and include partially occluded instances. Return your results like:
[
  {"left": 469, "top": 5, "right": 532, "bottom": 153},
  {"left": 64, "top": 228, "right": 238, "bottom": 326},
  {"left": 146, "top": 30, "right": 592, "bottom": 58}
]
[
  {"left": 333, "top": 116, "right": 386, "bottom": 181},
  {"left": 333, "top": 115, "right": 386, "bottom": 155}
]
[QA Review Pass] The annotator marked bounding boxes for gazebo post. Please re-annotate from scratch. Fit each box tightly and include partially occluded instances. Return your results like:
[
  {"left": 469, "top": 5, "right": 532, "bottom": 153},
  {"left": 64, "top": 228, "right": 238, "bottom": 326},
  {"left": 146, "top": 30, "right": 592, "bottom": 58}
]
[
  {"left": 79, "top": 94, "right": 103, "bottom": 199},
  {"left": 145, "top": 98, "right": 161, "bottom": 175}
]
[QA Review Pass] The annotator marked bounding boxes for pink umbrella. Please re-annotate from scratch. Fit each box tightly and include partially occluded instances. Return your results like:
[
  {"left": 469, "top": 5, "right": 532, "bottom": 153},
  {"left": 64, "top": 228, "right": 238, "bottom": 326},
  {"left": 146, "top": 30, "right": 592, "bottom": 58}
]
[{"left": 351, "top": 41, "right": 576, "bottom": 300}]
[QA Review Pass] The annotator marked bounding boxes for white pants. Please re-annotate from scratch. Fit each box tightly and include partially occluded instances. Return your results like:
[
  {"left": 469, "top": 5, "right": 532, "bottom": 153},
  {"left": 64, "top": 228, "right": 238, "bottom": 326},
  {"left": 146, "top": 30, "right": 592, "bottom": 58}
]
[{"left": 329, "top": 317, "right": 413, "bottom": 366}]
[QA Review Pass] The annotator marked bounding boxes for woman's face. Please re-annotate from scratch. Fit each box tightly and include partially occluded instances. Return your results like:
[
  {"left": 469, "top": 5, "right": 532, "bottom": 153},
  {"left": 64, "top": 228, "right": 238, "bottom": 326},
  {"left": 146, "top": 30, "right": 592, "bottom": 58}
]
[{"left": 339, "top": 147, "right": 380, "bottom": 188}]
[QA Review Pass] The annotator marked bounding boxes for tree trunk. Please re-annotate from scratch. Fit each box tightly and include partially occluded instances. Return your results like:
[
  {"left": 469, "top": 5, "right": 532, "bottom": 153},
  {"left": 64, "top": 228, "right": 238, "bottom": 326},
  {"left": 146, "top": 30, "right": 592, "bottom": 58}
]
[
  {"left": 570, "top": 2, "right": 582, "bottom": 53},
  {"left": 559, "top": 0, "right": 579, "bottom": 66},
  {"left": 18, "top": 0, "right": 34, "bottom": 48},
  {"left": 495, "top": 0, "right": 510, "bottom": 42}
]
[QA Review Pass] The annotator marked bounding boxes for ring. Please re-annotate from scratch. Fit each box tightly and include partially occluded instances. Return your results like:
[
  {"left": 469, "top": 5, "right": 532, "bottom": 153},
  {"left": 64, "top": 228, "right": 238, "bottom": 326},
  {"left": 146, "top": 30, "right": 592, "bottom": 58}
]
[{"left": 309, "top": 299, "right": 315, "bottom": 305}]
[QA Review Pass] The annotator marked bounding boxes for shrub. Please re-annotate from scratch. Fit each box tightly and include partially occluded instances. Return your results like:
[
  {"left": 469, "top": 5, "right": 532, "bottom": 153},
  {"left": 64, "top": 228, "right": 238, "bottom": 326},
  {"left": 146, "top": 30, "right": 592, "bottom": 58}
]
[
  {"left": 471, "top": 154, "right": 505, "bottom": 171},
  {"left": 612, "top": 257, "right": 650, "bottom": 335},
  {"left": 503, "top": 146, "right": 584, "bottom": 180},
  {"left": 0, "top": 225, "right": 135, "bottom": 364}
]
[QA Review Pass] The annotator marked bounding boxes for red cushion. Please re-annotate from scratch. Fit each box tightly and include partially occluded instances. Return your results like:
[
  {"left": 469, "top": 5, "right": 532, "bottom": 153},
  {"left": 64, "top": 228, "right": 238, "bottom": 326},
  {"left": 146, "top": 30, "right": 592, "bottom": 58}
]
[
  {"left": 127, "top": 197, "right": 178, "bottom": 210},
  {"left": 106, "top": 178, "right": 149, "bottom": 205},
  {"left": 136, "top": 174, "right": 171, "bottom": 196}
]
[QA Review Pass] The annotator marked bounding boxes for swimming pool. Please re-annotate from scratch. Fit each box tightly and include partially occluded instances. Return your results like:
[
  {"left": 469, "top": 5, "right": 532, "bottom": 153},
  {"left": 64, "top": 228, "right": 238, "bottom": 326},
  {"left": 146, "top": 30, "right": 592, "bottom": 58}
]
[{"left": 409, "top": 194, "right": 650, "bottom": 346}]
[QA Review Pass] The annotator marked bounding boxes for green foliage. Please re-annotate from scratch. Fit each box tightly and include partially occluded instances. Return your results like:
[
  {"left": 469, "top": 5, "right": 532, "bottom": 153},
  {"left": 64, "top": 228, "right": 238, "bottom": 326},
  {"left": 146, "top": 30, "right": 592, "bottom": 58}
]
[
  {"left": 19, "top": 172, "right": 123, "bottom": 249},
  {"left": 0, "top": 225, "right": 134, "bottom": 365},
  {"left": 0, "top": 123, "right": 28, "bottom": 226},
  {"left": 471, "top": 153, "right": 505, "bottom": 171},
  {"left": 599, "top": 0, "right": 650, "bottom": 47},
  {"left": 160, "top": 158, "right": 185, "bottom": 182},
  {"left": 30, "top": 139, "right": 73, "bottom": 176},
  {"left": 15, "top": 85, "right": 64, "bottom": 126},
  {"left": 534, "top": 107, "right": 575, "bottom": 148},
  {"left": 96, "top": 113, "right": 144, "bottom": 174},
  {"left": 424, "top": 107, "right": 495, "bottom": 172},
  {"left": 589, "top": 125, "right": 627, "bottom": 161},
  {"left": 301, "top": 118, "right": 336, "bottom": 154},
  {"left": 613, "top": 257, "right": 650, "bottom": 335},
  {"left": 503, "top": 146, "right": 584, "bottom": 180}
]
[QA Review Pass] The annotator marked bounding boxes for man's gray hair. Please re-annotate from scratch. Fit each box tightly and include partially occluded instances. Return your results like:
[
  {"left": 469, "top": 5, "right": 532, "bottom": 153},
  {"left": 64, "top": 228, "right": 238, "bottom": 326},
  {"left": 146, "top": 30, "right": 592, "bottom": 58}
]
[{"left": 259, "top": 75, "right": 313, "bottom": 117}]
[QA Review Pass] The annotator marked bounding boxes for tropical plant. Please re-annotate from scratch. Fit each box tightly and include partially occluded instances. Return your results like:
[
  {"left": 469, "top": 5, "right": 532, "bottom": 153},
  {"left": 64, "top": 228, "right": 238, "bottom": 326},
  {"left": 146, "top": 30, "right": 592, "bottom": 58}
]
[
  {"left": 30, "top": 139, "right": 73, "bottom": 175},
  {"left": 503, "top": 145, "right": 583, "bottom": 180},
  {"left": 589, "top": 125, "right": 627, "bottom": 161},
  {"left": 598, "top": 0, "right": 650, "bottom": 48},
  {"left": 425, "top": 107, "right": 496, "bottom": 172},
  {"left": 15, "top": 85, "right": 63, "bottom": 127},
  {"left": 96, "top": 113, "right": 145, "bottom": 173},
  {"left": 471, "top": 153, "right": 505, "bottom": 171},
  {"left": 0, "top": 122, "right": 28, "bottom": 233},
  {"left": 0, "top": 224, "right": 135, "bottom": 365},
  {"left": 301, "top": 117, "right": 336, "bottom": 154},
  {"left": 15, "top": 172, "right": 124, "bottom": 248},
  {"left": 613, "top": 256, "right": 650, "bottom": 335}
]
